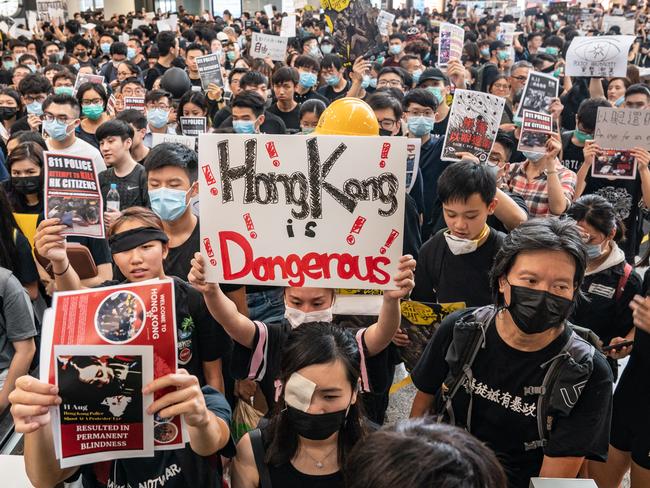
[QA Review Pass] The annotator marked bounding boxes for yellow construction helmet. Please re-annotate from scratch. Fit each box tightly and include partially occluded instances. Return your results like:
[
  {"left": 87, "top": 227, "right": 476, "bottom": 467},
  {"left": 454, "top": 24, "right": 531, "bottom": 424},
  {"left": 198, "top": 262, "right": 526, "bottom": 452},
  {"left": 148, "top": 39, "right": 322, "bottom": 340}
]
[{"left": 313, "top": 97, "right": 380, "bottom": 136}]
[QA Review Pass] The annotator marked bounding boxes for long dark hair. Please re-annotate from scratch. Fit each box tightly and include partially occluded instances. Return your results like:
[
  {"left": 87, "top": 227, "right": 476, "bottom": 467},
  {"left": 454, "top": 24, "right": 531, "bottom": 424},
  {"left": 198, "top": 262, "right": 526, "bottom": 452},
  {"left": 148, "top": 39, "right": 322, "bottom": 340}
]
[
  {"left": 6, "top": 141, "right": 44, "bottom": 210},
  {"left": 566, "top": 195, "right": 625, "bottom": 243},
  {"left": 264, "top": 322, "right": 367, "bottom": 468},
  {"left": 0, "top": 186, "right": 22, "bottom": 273}
]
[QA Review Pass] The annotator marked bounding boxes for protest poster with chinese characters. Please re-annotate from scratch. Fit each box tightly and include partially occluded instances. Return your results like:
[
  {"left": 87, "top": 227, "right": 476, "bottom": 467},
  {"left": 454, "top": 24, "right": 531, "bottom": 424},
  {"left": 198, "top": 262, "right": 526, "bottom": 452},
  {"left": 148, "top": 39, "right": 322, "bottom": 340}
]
[
  {"left": 250, "top": 32, "right": 289, "bottom": 62},
  {"left": 44, "top": 152, "right": 104, "bottom": 238},
  {"left": 594, "top": 107, "right": 650, "bottom": 151},
  {"left": 441, "top": 90, "right": 505, "bottom": 162},
  {"left": 566, "top": 35, "right": 635, "bottom": 78},
  {"left": 199, "top": 134, "right": 407, "bottom": 289}
]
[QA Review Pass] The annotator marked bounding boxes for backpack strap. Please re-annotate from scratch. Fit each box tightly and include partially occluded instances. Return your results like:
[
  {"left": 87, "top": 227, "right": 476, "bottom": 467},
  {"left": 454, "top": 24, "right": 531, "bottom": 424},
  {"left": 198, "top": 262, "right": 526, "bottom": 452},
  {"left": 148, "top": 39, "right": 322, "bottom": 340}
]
[
  {"left": 250, "top": 428, "right": 273, "bottom": 488},
  {"left": 615, "top": 262, "right": 633, "bottom": 302}
]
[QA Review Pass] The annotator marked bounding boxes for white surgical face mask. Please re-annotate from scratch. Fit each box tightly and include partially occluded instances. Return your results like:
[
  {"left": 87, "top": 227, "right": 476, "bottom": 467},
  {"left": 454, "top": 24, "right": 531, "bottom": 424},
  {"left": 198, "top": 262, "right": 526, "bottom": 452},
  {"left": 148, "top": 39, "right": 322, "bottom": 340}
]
[
  {"left": 443, "top": 225, "right": 489, "bottom": 256},
  {"left": 284, "top": 304, "right": 334, "bottom": 329}
]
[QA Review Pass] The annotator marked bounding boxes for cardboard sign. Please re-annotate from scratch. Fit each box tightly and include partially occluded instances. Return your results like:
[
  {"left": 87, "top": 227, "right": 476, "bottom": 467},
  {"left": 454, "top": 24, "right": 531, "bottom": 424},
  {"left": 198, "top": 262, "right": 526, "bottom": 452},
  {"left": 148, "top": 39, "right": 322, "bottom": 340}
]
[
  {"left": 198, "top": 134, "right": 407, "bottom": 289},
  {"left": 377, "top": 10, "right": 395, "bottom": 36},
  {"left": 592, "top": 149, "right": 637, "bottom": 180},
  {"left": 195, "top": 53, "right": 224, "bottom": 89},
  {"left": 594, "top": 107, "right": 650, "bottom": 151},
  {"left": 180, "top": 117, "right": 207, "bottom": 137},
  {"left": 565, "top": 35, "right": 635, "bottom": 78},
  {"left": 516, "top": 71, "right": 559, "bottom": 118},
  {"left": 281, "top": 15, "right": 296, "bottom": 38},
  {"left": 406, "top": 138, "right": 421, "bottom": 194},
  {"left": 518, "top": 110, "right": 554, "bottom": 154},
  {"left": 151, "top": 133, "right": 197, "bottom": 151},
  {"left": 123, "top": 96, "right": 145, "bottom": 112},
  {"left": 41, "top": 280, "right": 182, "bottom": 465},
  {"left": 438, "top": 22, "right": 464, "bottom": 68},
  {"left": 44, "top": 152, "right": 104, "bottom": 238},
  {"left": 73, "top": 72, "right": 103, "bottom": 95},
  {"left": 441, "top": 89, "right": 505, "bottom": 163},
  {"left": 264, "top": 4, "right": 274, "bottom": 18},
  {"left": 250, "top": 32, "right": 289, "bottom": 62}
]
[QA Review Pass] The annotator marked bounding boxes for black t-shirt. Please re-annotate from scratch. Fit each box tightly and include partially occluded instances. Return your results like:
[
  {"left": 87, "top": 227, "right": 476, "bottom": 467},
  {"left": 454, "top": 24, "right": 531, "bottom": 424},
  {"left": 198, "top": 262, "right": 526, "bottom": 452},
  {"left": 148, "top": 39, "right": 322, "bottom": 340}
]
[
  {"left": 317, "top": 81, "right": 351, "bottom": 103},
  {"left": 294, "top": 89, "right": 329, "bottom": 105},
  {"left": 561, "top": 134, "right": 584, "bottom": 173},
  {"left": 268, "top": 103, "right": 301, "bottom": 131},
  {"left": 412, "top": 228, "right": 505, "bottom": 306},
  {"left": 76, "top": 386, "right": 235, "bottom": 488},
  {"left": 219, "top": 110, "right": 287, "bottom": 135},
  {"left": 144, "top": 59, "right": 186, "bottom": 90},
  {"left": 418, "top": 135, "right": 449, "bottom": 241},
  {"left": 98, "top": 164, "right": 149, "bottom": 211},
  {"left": 212, "top": 106, "right": 231, "bottom": 128},
  {"left": 76, "top": 126, "right": 100, "bottom": 150},
  {"left": 14, "top": 230, "right": 38, "bottom": 285},
  {"left": 412, "top": 310, "right": 613, "bottom": 488},
  {"left": 432, "top": 111, "right": 449, "bottom": 137}
]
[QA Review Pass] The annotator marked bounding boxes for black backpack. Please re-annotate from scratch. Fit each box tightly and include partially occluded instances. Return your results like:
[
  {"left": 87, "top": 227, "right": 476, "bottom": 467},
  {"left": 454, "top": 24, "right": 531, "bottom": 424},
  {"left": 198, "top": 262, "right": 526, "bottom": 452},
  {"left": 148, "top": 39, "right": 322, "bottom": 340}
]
[{"left": 435, "top": 305, "right": 597, "bottom": 451}]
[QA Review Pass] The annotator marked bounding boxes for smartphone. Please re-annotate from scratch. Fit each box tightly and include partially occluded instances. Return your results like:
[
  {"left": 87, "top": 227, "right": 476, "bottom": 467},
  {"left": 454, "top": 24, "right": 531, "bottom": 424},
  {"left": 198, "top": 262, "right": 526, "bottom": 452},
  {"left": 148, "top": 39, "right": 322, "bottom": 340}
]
[{"left": 601, "top": 340, "right": 634, "bottom": 352}]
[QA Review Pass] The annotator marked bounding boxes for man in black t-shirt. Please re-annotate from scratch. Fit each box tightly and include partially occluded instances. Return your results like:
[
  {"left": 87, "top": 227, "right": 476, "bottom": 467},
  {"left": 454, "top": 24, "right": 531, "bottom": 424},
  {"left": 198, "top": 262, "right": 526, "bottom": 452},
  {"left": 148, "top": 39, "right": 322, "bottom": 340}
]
[
  {"left": 144, "top": 31, "right": 186, "bottom": 90},
  {"left": 411, "top": 218, "right": 613, "bottom": 488},
  {"left": 561, "top": 98, "right": 611, "bottom": 172},
  {"left": 268, "top": 66, "right": 301, "bottom": 132},
  {"left": 317, "top": 54, "right": 351, "bottom": 103}
]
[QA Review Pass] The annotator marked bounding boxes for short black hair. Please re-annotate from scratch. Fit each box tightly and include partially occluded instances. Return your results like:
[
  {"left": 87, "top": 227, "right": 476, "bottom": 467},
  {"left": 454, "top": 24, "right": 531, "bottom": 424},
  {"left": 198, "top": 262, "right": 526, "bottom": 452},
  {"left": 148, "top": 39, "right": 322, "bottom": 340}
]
[
  {"left": 321, "top": 53, "right": 343, "bottom": 70},
  {"left": 7, "top": 130, "right": 47, "bottom": 150},
  {"left": 437, "top": 160, "right": 496, "bottom": 206},
  {"left": 144, "top": 142, "right": 198, "bottom": 183},
  {"left": 626, "top": 83, "right": 650, "bottom": 100},
  {"left": 116, "top": 109, "right": 148, "bottom": 130},
  {"left": 239, "top": 70, "right": 268, "bottom": 89},
  {"left": 295, "top": 54, "right": 320, "bottom": 72},
  {"left": 144, "top": 89, "right": 172, "bottom": 105},
  {"left": 186, "top": 42, "right": 206, "bottom": 55},
  {"left": 272, "top": 66, "right": 299, "bottom": 85},
  {"left": 231, "top": 91, "right": 265, "bottom": 118},
  {"left": 76, "top": 82, "right": 108, "bottom": 109},
  {"left": 156, "top": 31, "right": 176, "bottom": 56},
  {"left": 299, "top": 99, "right": 326, "bottom": 120},
  {"left": 389, "top": 33, "right": 405, "bottom": 42},
  {"left": 228, "top": 67, "right": 249, "bottom": 84},
  {"left": 378, "top": 66, "right": 410, "bottom": 87},
  {"left": 18, "top": 73, "right": 52, "bottom": 96},
  {"left": 110, "top": 42, "right": 128, "bottom": 56},
  {"left": 42, "top": 93, "right": 81, "bottom": 118},
  {"left": 403, "top": 88, "right": 438, "bottom": 112},
  {"left": 96, "top": 119, "right": 134, "bottom": 143},
  {"left": 367, "top": 92, "right": 403, "bottom": 119},
  {"left": 494, "top": 130, "right": 515, "bottom": 160},
  {"left": 577, "top": 97, "right": 611, "bottom": 132}
]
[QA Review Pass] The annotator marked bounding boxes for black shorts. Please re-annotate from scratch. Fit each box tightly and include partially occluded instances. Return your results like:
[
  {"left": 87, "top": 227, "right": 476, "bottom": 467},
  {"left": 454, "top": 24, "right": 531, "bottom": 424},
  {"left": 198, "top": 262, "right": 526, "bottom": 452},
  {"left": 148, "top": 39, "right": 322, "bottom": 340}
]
[{"left": 610, "top": 366, "right": 650, "bottom": 469}]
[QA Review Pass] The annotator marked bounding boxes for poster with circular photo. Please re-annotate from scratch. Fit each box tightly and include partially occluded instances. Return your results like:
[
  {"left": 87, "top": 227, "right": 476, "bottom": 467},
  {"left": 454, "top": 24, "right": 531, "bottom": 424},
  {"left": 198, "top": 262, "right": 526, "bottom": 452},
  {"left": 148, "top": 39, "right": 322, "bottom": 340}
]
[
  {"left": 154, "top": 421, "right": 178, "bottom": 444},
  {"left": 95, "top": 291, "right": 146, "bottom": 343}
]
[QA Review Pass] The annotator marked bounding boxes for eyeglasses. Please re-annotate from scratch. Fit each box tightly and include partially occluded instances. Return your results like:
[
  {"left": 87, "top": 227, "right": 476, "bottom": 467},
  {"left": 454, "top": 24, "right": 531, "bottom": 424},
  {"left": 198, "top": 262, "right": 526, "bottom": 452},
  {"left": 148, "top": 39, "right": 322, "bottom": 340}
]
[
  {"left": 24, "top": 94, "right": 47, "bottom": 104},
  {"left": 493, "top": 83, "right": 510, "bottom": 90},
  {"left": 511, "top": 75, "right": 528, "bottom": 82},
  {"left": 378, "top": 118, "right": 397, "bottom": 130},
  {"left": 406, "top": 110, "right": 435, "bottom": 118},
  {"left": 122, "top": 87, "right": 145, "bottom": 97},
  {"left": 486, "top": 158, "right": 502, "bottom": 167},
  {"left": 81, "top": 98, "right": 103, "bottom": 106},
  {"left": 43, "top": 113, "right": 74, "bottom": 124},
  {"left": 147, "top": 103, "right": 170, "bottom": 110},
  {"left": 377, "top": 79, "right": 403, "bottom": 88}
]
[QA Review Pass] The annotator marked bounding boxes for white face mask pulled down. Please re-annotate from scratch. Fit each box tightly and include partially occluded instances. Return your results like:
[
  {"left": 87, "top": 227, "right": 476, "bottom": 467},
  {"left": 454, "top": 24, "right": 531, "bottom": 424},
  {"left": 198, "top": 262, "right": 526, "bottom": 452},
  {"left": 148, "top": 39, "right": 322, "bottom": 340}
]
[
  {"left": 284, "top": 305, "right": 334, "bottom": 329},
  {"left": 443, "top": 225, "right": 490, "bottom": 256}
]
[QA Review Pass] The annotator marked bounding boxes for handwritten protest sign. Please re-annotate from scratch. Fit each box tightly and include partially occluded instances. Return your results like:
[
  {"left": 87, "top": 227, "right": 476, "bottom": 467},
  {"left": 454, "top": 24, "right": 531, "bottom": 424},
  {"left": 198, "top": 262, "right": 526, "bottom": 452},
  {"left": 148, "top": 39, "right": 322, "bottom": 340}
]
[
  {"left": 406, "top": 138, "right": 421, "bottom": 194},
  {"left": 195, "top": 53, "right": 224, "bottom": 89},
  {"left": 566, "top": 35, "right": 635, "bottom": 78},
  {"left": 594, "top": 107, "right": 650, "bottom": 151},
  {"left": 264, "top": 4, "right": 274, "bottom": 18},
  {"left": 518, "top": 110, "right": 554, "bottom": 154},
  {"left": 123, "top": 96, "right": 145, "bottom": 112},
  {"left": 250, "top": 32, "right": 289, "bottom": 62},
  {"left": 199, "top": 134, "right": 407, "bottom": 289},
  {"left": 603, "top": 15, "right": 635, "bottom": 35},
  {"left": 180, "top": 117, "right": 207, "bottom": 137},
  {"left": 516, "top": 71, "right": 559, "bottom": 119},
  {"left": 41, "top": 280, "right": 182, "bottom": 466},
  {"left": 593, "top": 149, "right": 637, "bottom": 180},
  {"left": 44, "top": 152, "right": 104, "bottom": 238},
  {"left": 151, "top": 133, "right": 197, "bottom": 151},
  {"left": 441, "top": 89, "right": 505, "bottom": 162},
  {"left": 281, "top": 15, "right": 296, "bottom": 37},
  {"left": 377, "top": 10, "right": 395, "bottom": 36},
  {"left": 438, "top": 22, "right": 464, "bottom": 68}
]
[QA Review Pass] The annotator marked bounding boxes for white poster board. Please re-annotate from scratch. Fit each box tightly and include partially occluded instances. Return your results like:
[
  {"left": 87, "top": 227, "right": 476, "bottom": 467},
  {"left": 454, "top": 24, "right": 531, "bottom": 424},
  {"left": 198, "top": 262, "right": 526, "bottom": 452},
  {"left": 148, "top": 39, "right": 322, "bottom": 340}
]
[
  {"left": 281, "top": 15, "right": 296, "bottom": 38},
  {"left": 594, "top": 107, "right": 650, "bottom": 150},
  {"left": 250, "top": 32, "right": 289, "bottom": 62},
  {"left": 377, "top": 10, "right": 395, "bottom": 36},
  {"left": 565, "top": 35, "right": 635, "bottom": 78},
  {"left": 198, "top": 134, "right": 407, "bottom": 289}
]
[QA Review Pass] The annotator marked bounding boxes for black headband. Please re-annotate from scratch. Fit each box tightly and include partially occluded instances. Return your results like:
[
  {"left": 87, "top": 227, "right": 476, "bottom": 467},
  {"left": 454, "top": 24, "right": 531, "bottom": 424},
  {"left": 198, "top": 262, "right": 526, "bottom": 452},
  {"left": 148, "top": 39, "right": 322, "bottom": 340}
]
[{"left": 108, "top": 227, "right": 169, "bottom": 254}]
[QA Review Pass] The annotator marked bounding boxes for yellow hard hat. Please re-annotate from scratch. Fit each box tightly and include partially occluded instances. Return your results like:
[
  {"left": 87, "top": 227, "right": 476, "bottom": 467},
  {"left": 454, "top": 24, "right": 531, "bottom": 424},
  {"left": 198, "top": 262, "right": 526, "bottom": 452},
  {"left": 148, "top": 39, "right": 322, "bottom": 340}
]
[{"left": 314, "top": 97, "right": 380, "bottom": 136}]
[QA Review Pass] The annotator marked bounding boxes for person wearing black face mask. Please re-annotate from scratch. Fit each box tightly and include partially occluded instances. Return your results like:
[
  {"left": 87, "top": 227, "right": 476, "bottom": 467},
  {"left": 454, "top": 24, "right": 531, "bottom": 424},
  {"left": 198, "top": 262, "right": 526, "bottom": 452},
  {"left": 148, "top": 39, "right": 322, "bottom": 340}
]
[
  {"left": 0, "top": 87, "right": 22, "bottom": 136},
  {"left": 411, "top": 218, "right": 614, "bottom": 488}
]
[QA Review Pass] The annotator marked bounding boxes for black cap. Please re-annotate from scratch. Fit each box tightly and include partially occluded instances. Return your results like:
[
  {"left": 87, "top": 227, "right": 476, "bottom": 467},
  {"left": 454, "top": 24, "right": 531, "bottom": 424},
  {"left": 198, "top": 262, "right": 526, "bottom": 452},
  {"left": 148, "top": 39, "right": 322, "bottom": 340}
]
[{"left": 418, "top": 67, "right": 449, "bottom": 86}]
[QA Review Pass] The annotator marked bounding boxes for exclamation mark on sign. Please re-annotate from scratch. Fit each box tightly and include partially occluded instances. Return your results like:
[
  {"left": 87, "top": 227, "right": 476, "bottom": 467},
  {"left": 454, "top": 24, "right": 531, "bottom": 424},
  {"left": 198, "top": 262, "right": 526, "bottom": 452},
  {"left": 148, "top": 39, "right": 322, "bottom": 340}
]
[
  {"left": 243, "top": 213, "right": 257, "bottom": 239},
  {"left": 380, "top": 229, "right": 399, "bottom": 254},
  {"left": 379, "top": 142, "right": 391, "bottom": 168},
  {"left": 265, "top": 141, "right": 280, "bottom": 167},
  {"left": 346, "top": 216, "right": 367, "bottom": 245}
]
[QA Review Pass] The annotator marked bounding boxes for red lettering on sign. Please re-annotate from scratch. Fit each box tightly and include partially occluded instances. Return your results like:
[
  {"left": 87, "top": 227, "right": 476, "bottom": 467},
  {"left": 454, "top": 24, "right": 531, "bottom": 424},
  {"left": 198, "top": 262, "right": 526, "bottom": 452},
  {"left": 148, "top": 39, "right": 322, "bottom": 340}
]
[
  {"left": 243, "top": 213, "right": 257, "bottom": 239},
  {"left": 381, "top": 142, "right": 391, "bottom": 159},
  {"left": 346, "top": 216, "right": 367, "bottom": 245},
  {"left": 380, "top": 229, "right": 399, "bottom": 255},
  {"left": 202, "top": 164, "right": 216, "bottom": 185},
  {"left": 265, "top": 141, "right": 278, "bottom": 159}
]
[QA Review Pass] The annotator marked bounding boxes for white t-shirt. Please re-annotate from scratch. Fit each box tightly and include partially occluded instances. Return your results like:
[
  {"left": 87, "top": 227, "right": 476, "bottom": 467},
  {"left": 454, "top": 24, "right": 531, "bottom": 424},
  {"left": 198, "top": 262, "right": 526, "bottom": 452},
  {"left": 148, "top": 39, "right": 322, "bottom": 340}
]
[{"left": 47, "top": 137, "right": 106, "bottom": 173}]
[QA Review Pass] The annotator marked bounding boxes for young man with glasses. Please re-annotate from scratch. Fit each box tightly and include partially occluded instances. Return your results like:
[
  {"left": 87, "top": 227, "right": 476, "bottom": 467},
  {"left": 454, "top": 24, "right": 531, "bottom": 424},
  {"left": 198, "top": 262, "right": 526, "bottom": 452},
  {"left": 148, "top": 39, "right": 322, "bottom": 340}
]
[
  {"left": 143, "top": 89, "right": 176, "bottom": 148},
  {"left": 376, "top": 67, "right": 408, "bottom": 93},
  {"left": 41, "top": 93, "right": 106, "bottom": 172}
]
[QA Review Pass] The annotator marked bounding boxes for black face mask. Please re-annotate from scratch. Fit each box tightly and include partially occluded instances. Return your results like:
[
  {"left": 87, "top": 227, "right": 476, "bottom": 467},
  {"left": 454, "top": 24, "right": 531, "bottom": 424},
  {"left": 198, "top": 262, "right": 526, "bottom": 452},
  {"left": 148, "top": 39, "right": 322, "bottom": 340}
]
[
  {"left": 0, "top": 107, "right": 17, "bottom": 120},
  {"left": 286, "top": 405, "right": 348, "bottom": 440},
  {"left": 11, "top": 176, "right": 41, "bottom": 194},
  {"left": 379, "top": 128, "right": 393, "bottom": 136},
  {"left": 506, "top": 283, "right": 573, "bottom": 334}
]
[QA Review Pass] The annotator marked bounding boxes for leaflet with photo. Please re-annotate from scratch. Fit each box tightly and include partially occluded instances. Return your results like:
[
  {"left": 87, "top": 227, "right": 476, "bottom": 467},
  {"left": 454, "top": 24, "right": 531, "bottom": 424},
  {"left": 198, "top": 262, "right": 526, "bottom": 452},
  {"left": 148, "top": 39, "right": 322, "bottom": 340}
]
[
  {"left": 592, "top": 149, "right": 637, "bottom": 180},
  {"left": 73, "top": 73, "right": 104, "bottom": 95},
  {"left": 55, "top": 344, "right": 154, "bottom": 468},
  {"left": 517, "top": 110, "right": 554, "bottom": 154},
  {"left": 44, "top": 152, "right": 104, "bottom": 238},
  {"left": 516, "top": 71, "right": 559, "bottom": 118},
  {"left": 180, "top": 117, "right": 208, "bottom": 137},
  {"left": 123, "top": 97, "right": 145, "bottom": 112},
  {"left": 196, "top": 53, "right": 224, "bottom": 89}
]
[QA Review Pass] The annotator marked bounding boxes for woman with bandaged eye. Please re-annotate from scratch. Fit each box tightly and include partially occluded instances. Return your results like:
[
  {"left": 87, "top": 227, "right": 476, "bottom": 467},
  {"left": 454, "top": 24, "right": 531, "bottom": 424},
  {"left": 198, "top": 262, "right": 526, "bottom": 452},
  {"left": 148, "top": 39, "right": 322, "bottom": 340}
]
[{"left": 230, "top": 323, "right": 366, "bottom": 488}]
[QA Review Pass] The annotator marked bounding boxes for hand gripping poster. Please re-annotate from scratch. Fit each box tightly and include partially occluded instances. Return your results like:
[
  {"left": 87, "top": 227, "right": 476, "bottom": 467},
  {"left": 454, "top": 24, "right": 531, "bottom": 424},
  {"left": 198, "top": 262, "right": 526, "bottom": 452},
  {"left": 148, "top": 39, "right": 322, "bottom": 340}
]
[
  {"left": 199, "top": 134, "right": 407, "bottom": 289},
  {"left": 441, "top": 89, "right": 505, "bottom": 162},
  {"left": 41, "top": 279, "right": 183, "bottom": 467}
]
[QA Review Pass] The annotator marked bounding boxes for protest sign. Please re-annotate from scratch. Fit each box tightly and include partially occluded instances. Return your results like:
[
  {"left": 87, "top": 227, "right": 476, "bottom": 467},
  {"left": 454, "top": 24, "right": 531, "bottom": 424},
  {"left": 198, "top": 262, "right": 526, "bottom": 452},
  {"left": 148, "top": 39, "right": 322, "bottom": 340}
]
[
  {"left": 438, "top": 22, "right": 464, "bottom": 68},
  {"left": 41, "top": 279, "right": 183, "bottom": 461},
  {"left": 44, "top": 152, "right": 104, "bottom": 238},
  {"left": 123, "top": 96, "right": 145, "bottom": 112},
  {"left": 441, "top": 89, "right": 505, "bottom": 162},
  {"left": 198, "top": 134, "right": 407, "bottom": 289},
  {"left": 151, "top": 133, "right": 197, "bottom": 151},
  {"left": 593, "top": 149, "right": 637, "bottom": 180},
  {"left": 54, "top": 344, "right": 154, "bottom": 468},
  {"left": 73, "top": 72, "right": 103, "bottom": 95},
  {"left": 406, "top": 138, "right": 421, "bottom": 194},
  {"left": 398, "top": 301, "right": 466, "bottom": 371},
  {"left": 195, "top": 53, "right": 224, "bottom": 89},
  {"left": 281, "top": 15, "right": 296, "bottom": 37},
  {"left": 516, "top": 71, "right": 559, "bottom": 118},
  {"left": 264, "top": 4, "right": 274, "bottom": 18},
  {"left": 282, "top": 0, "right": 295, "bottom": 14},
  {"left": 180, "top": 117, "right": 207, "bottom": 137},
  {"left": 377, "top": 10, "right": 395, "bottom": 36},
  {"left": 565, "top": 35, "right": 635, "bottom": 78},
  {"left": 594, "top": 107, "right": 650, "bottom": 151},
  {"left": 250, "top": 32, "right": 289, "bottom": 62},
  {"left": 518, "top": 110, "right": 554, "bottom": 154},
  {"left": 603, "top": 15, "right": 635, "bottom": 35}
]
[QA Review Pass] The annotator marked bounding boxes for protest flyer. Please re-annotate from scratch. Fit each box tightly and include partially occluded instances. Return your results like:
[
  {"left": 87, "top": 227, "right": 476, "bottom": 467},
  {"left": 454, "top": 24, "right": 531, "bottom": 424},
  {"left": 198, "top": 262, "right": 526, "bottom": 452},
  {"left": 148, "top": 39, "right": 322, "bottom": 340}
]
[
  {"left": 441, "top": 89, "right": 505, "bottom": 162},
  {"left": 398, "top": 301, "right": 466, "bottom": 372},
  {"left": 250, "top": 32, "right": 289, "bottom": 62},
  {"left": 151, "top": 133, "right": 197, "bottom": 151},
  {"left": 123, "top": 96, "right": 145, "bottom": 112},
  {"left": 406, "top": 138, "right": 421, "bottom": 194},
  {"left": 518, "top": 110, "right": 554, "bottom": 154},
  {"left": 594, "top": 107, "right": 650, "bottom": 151},
  {"left": 377, "top": 10, "right": 395, "bottom": 36},
  {"left": 41, "top": 279, "right": 184, "bottom": 458},
  {"left": 198, "top": 133, "right": 407, "bottom": 289},
  {"left": 438, "top": 23, "right": 465, "bottom": 68},
  {"left": 195, "top": 53, "right": 224, "bottom": 90},
  {"left": 516, "top": 71, "right": 559, "bottom": 119},
  {"left": 44, "top": 152, "right": 104, "bottom": 238},
  {"left": 281, "top": 15, "right": 296, "bottom": 37},
  {"left": 54, "top": 344, "right": 154, "bottom": 468},
  {"left": 592, "top": 149, "right": 637, "bottom": 180},
  {"left": 180, "top": 116, "right": 207, "bottom": 137},
  {"left": 565, "top": 35, "right": 635, "bottom": 78},
  {"left": 73, "top": 72, "right": 103, "bottom": 95}
]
